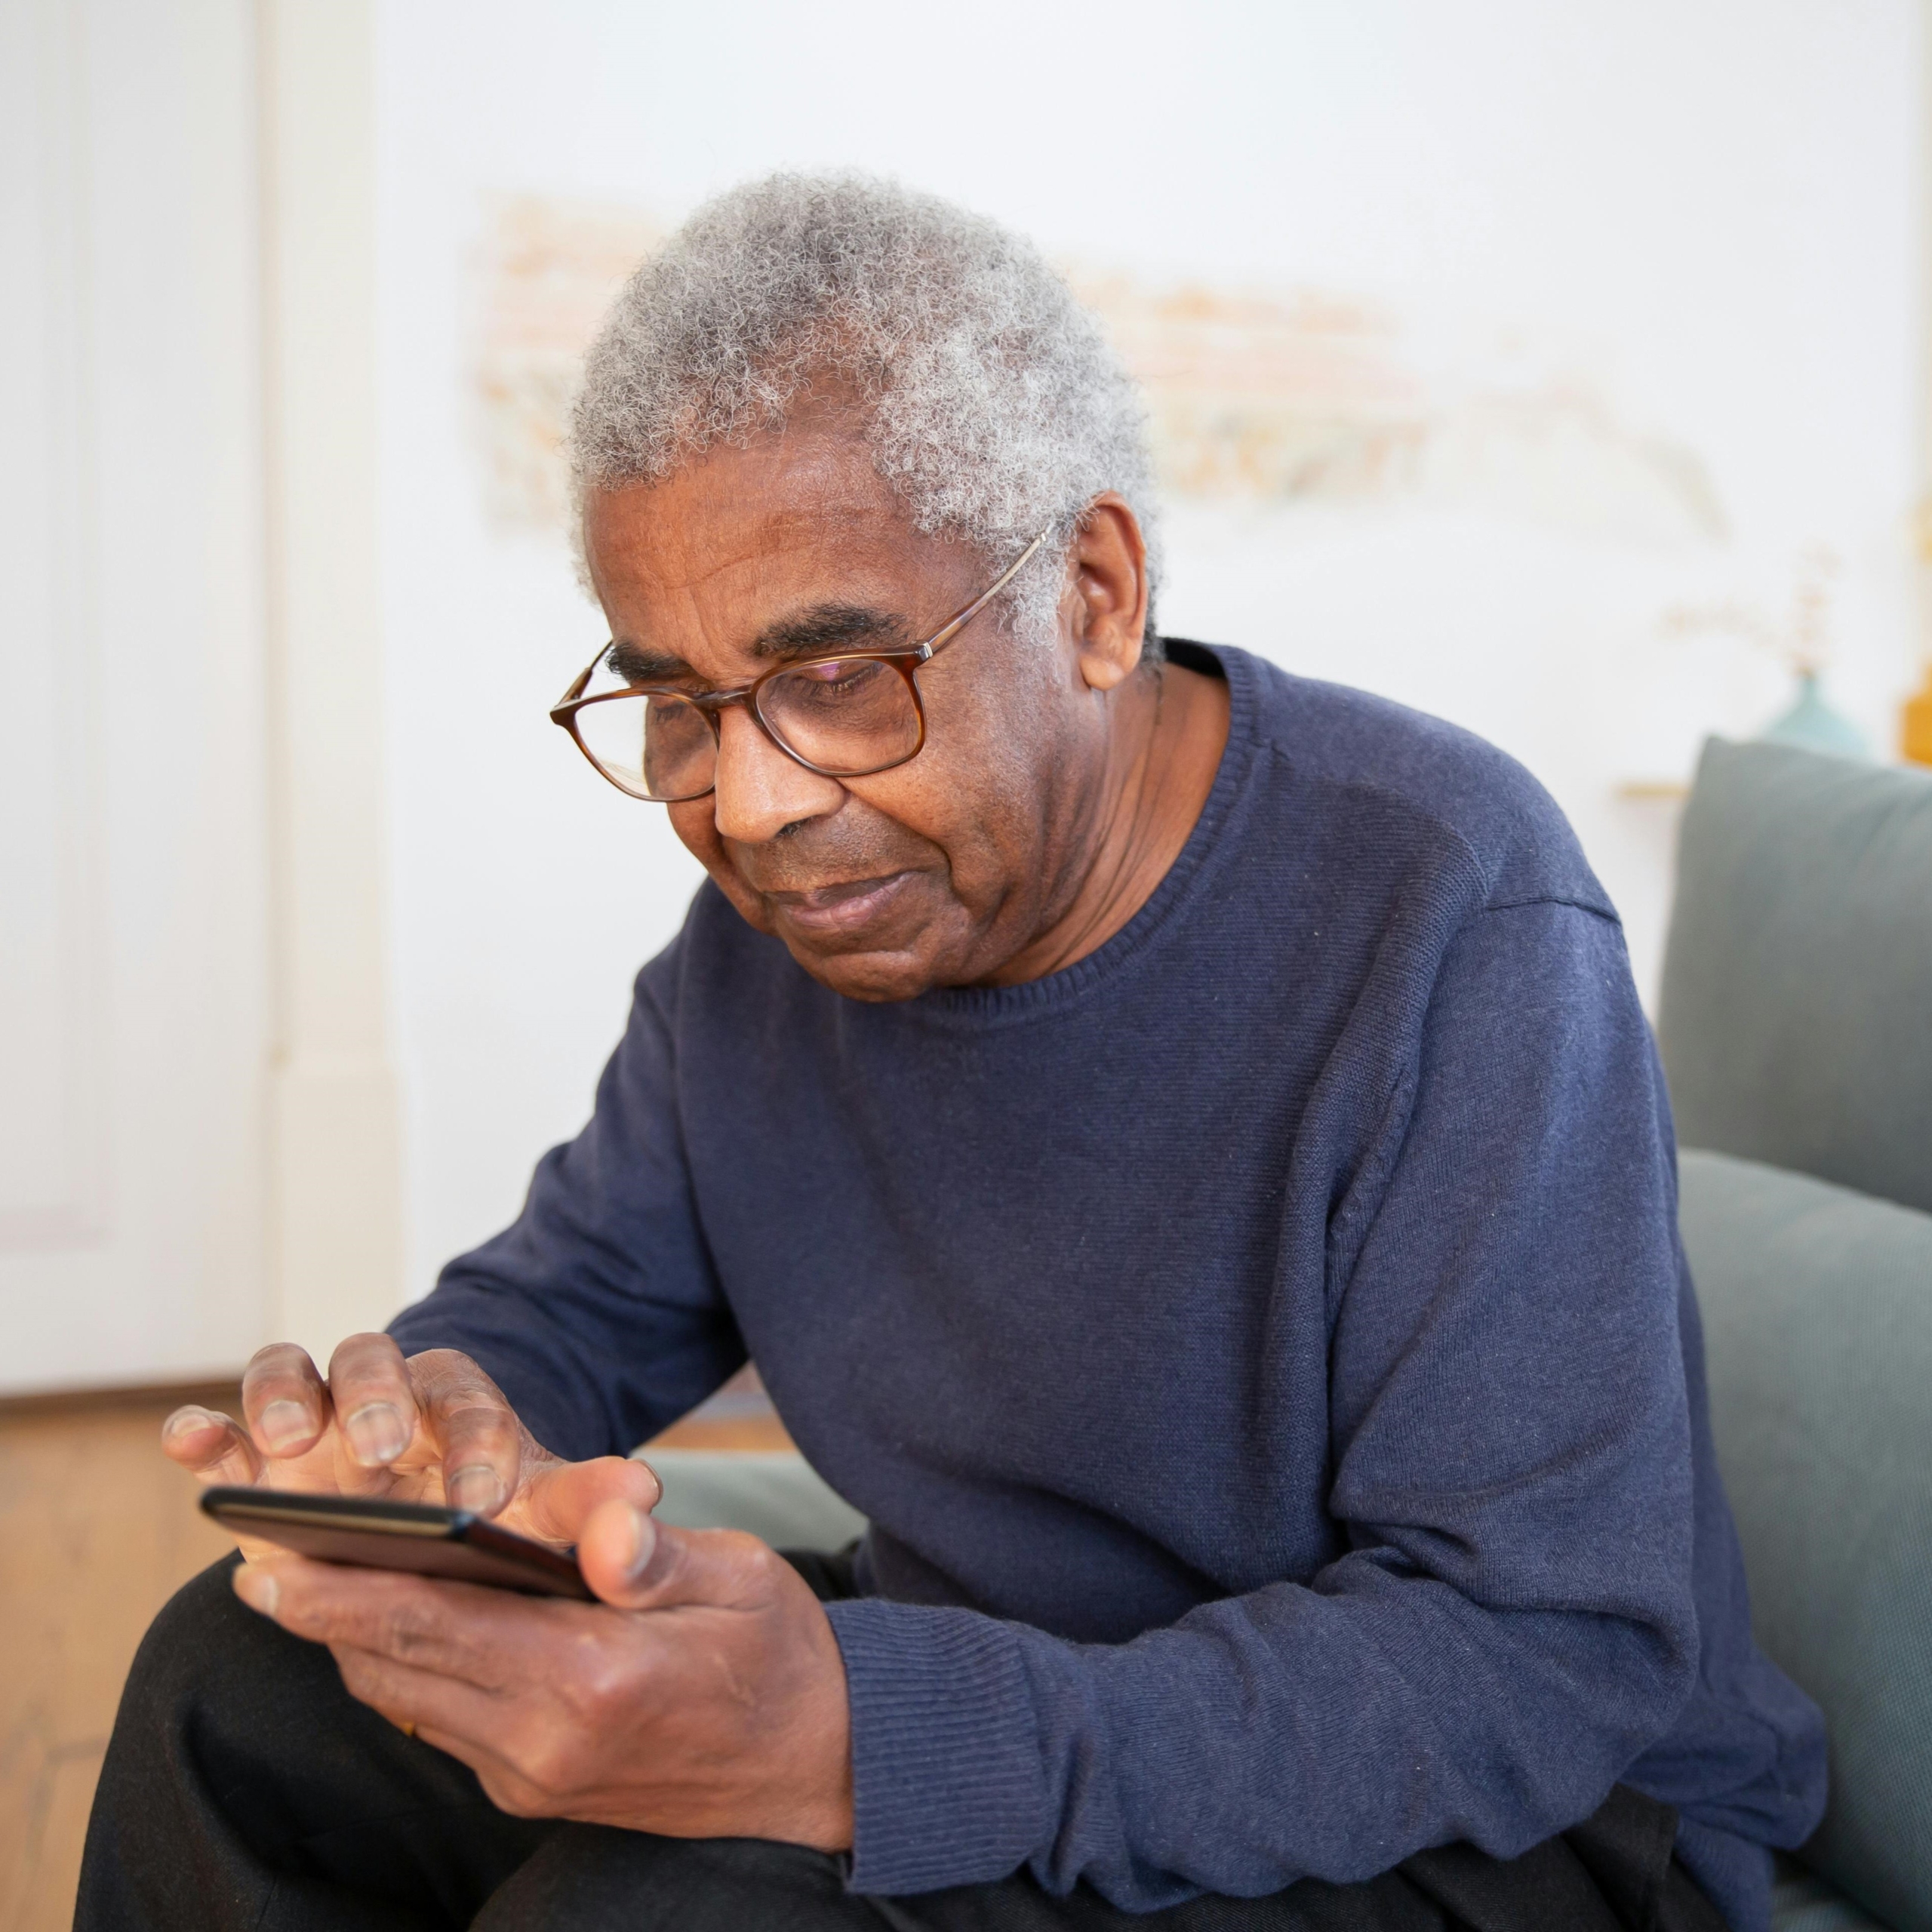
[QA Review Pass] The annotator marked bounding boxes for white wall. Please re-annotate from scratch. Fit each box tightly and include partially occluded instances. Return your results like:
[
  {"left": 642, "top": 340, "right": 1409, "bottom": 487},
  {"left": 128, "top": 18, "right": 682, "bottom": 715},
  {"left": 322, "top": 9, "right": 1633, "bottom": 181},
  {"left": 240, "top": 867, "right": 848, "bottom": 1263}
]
[{"left": 374, "top": 1, "right": 1926, "bottom": 1300}]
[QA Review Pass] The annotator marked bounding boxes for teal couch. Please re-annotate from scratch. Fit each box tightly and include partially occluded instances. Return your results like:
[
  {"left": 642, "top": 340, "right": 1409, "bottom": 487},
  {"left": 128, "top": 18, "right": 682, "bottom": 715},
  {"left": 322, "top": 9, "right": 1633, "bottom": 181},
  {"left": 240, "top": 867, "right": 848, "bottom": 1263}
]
[
  {"left": 645, "top": 737, "right": 1932, "bottom": 1931},
  {"left": 1659, "top": 740, "right": 1932, "bottom": 1932}
]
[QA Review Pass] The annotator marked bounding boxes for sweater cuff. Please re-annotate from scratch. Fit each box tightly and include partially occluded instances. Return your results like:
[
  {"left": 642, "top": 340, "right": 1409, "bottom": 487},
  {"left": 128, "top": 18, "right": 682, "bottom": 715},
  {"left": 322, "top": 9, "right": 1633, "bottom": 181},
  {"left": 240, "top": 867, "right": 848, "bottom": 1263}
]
[{"left": 823, "top": 1598, "right": 1048, "bottom": 1895}]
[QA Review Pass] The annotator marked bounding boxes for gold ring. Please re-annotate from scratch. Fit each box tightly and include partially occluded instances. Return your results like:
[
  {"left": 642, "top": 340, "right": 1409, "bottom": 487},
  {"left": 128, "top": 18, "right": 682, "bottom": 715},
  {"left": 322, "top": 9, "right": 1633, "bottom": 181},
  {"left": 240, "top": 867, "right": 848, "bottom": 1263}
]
[{"left": 400, "top": 1719, "right": 417, "bottom": 1739}]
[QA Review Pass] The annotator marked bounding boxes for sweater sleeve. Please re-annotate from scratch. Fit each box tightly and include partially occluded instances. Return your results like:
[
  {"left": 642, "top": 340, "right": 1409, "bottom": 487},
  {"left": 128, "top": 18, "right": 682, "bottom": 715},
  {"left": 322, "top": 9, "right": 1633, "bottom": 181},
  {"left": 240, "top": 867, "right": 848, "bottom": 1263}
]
[
  {"left": 388, "top": 939, "right": 743, "bottom": 1461},
  {"left": 824, "top": 900, "right": 1701, "bottom": 1906}
]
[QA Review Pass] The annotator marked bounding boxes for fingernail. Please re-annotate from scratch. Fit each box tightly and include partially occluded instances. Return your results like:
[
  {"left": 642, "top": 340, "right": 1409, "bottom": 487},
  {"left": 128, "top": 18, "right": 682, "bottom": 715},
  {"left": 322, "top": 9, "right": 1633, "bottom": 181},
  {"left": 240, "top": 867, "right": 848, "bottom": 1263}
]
[
  {"left": 164, "top": 1406, "right": 214, "bottom": 1441},
  {"left": 233, "top": 1565, "right": 280, "bottom": 1617},
  {"left": 448, "top": 1465, "right": 504, "bottom": 1514},
  {"left": 344, "top": 1401, "right": 409, "bottom": 1467},
  {"left": 620, "top": 1503, "right": 656, "bottom": 1580},
  {"left": 257, "top": 1400, "right": 312, "bottom": 1454}
]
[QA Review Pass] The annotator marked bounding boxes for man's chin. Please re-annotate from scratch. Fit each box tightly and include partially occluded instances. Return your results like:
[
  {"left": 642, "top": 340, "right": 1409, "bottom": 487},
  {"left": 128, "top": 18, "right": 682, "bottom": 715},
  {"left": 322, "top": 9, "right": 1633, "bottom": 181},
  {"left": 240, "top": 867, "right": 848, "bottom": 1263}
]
[
  {"left": 766, "top": 886, "right": 964, "bottom": 1002},
  {"left": 789, "top": 945, "right": 940, "bottom": 1003}
]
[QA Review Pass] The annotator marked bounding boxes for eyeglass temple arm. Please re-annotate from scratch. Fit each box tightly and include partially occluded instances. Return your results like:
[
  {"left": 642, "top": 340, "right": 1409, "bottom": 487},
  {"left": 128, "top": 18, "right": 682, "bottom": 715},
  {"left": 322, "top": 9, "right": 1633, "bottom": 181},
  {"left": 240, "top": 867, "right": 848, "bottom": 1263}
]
[
  {"left": 551, "top": 658, "right": 601, "bottom": 718},
  {"left": 922, "top": 528, "right": 1051, "bottom": 657}
]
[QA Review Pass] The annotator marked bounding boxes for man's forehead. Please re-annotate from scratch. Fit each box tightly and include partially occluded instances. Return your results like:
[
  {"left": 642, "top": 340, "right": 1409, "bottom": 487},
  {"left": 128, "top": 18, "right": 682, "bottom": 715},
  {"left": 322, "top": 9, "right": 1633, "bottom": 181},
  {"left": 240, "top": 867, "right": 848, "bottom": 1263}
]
[
  {"left": 595, "top": 518, "right": 919, "bottom": 681},
  {"left": 586, "top": 442, "right": 946, "bottom": 586},
  {"left": 584, "top": 463, "right": 977, "bottom": 683},
  {"left": 586, "top": 417, "right": 909, "bottom": 575},
  {"left": 608, "top": 506, "right": 904, "bottom": 592}
]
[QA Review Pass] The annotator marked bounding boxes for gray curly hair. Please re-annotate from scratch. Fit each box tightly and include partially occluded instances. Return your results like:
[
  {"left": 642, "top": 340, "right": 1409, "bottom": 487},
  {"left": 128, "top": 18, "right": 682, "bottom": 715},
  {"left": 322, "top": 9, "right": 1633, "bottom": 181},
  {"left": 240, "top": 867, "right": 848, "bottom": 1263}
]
[{"left": 568, "top": 173, "right": 1161, "bottom": 649}]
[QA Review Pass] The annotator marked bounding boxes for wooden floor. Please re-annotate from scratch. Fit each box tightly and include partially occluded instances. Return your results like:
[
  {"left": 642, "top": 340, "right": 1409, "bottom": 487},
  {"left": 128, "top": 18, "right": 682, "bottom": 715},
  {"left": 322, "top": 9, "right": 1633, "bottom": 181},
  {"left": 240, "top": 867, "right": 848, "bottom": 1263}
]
[{"left": 0, "top": 1374, "right": 790, "bottom": 1931}]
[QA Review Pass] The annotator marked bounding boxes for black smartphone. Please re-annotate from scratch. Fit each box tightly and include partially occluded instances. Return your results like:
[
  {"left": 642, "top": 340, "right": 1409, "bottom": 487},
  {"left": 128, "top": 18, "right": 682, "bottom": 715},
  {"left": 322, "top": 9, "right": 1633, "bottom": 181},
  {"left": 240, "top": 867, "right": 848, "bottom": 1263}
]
[{"left": 199, "top": 1485, "right": 595, "bottom": 1601}]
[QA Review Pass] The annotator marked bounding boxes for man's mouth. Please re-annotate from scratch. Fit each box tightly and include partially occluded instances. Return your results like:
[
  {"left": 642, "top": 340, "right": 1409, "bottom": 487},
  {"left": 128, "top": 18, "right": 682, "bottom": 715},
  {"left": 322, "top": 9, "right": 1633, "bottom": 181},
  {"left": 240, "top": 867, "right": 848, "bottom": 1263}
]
[{"left": 764, "top": 870, "right": 918, "bottom": 936}]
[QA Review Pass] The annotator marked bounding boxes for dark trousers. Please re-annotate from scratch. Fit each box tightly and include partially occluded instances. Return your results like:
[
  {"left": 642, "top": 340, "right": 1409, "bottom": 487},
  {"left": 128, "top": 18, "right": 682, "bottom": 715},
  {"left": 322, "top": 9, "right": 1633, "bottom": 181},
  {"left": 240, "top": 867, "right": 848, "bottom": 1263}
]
[{"left": 77, "top": 1553, "right": 1727, "bottom": 1932}]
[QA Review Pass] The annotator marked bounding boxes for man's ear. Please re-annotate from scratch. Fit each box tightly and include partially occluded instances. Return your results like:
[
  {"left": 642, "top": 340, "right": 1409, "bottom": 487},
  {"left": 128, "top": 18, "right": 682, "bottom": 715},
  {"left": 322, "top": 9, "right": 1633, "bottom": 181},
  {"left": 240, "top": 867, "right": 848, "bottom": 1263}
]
[{"left": 1067, "top": 494, "right": 1150, "bottom": 694}]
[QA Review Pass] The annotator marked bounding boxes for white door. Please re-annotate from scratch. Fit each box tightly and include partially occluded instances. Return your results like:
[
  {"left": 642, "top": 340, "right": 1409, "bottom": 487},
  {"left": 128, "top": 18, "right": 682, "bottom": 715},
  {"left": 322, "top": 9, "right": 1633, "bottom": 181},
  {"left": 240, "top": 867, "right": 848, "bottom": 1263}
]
[{"left": 1, "top": 0, "right": 271, "bottom": 1392}]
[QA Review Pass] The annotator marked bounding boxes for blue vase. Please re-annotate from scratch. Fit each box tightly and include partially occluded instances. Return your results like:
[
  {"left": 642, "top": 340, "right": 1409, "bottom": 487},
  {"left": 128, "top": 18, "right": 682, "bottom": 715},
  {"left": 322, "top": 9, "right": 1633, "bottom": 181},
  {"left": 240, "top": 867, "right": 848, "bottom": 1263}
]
[{"left": 1758, "top": 669, "right": 1871, "bottom": 761}]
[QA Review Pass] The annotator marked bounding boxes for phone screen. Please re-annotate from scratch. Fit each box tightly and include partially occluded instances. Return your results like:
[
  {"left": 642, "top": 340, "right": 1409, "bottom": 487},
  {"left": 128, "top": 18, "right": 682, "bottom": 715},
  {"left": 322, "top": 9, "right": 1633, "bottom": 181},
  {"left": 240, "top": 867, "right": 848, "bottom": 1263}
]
[{"left": 200, "top": 1486, "right": 595, "bottom": 1600}]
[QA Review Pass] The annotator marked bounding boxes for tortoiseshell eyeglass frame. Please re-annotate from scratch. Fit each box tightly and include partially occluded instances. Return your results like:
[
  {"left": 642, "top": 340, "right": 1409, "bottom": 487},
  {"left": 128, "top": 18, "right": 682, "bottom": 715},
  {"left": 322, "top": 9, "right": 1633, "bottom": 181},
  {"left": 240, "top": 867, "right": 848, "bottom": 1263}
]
[{"left": 549, "top": 530, "right": 1051, "bottom": 802}]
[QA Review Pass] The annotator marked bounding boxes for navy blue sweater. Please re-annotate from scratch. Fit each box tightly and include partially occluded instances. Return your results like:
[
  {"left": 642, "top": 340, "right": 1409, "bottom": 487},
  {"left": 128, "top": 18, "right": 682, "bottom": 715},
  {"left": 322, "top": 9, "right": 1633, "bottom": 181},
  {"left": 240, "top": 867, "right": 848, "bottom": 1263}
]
[{"left": 391, "top": 645, "right": 1825, "bottom": 1928}]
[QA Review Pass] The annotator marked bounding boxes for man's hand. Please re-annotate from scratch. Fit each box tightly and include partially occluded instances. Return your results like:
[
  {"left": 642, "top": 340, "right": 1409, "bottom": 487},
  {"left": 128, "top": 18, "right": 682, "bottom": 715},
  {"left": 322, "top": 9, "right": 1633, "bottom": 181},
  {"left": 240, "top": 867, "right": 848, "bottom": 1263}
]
[
  {"left": 163, "top": 1336, "right": 660, "bottom": 1561},
  {"left": 229, "top": 1500, "right": 854, "bottom": 1852}
]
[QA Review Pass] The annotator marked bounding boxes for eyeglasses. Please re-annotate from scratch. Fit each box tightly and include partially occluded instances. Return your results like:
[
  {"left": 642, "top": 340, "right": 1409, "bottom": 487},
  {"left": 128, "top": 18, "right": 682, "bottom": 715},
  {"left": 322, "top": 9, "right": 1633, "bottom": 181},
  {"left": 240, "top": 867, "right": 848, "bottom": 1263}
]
[{"left": 550, "top": 531, "right": 1050, "bottom": 803}]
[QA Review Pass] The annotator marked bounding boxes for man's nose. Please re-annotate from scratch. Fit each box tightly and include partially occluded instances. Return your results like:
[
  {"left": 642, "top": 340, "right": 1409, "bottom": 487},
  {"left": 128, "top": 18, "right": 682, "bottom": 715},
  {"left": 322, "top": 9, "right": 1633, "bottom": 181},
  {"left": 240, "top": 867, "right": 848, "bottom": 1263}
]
[{"left": 710, "top": 705, "right": 846, "bottom": 844}]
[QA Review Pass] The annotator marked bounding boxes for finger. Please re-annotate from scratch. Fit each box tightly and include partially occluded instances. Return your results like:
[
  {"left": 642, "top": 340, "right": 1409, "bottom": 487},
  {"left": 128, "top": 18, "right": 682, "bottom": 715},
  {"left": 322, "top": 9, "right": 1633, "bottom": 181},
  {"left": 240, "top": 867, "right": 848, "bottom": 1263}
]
[
  {"left": 329, "top": 1646, "right": 589, "bottom": 1822},
  {"left": 231, "top": 1553, "right": 547, "bottom": 1686},
  {"left": 343, "top": 1688, "right": 550, "bottom": 1820},
  {"left": 577, "top": 1504, "right": 774, "bottom": 1613},
  {"left": 503, "top": 1454, "right": 661, "bottom": 1549},
  {"left": 161, "top": 1420, "right": 311, "bottom": 1565},
  {"left": 161, "top": 1406, "right": 266, "bottom": 1485},
  {"left": 417, "top": 1730, "right": 555, "bottom": 1823},
  {"left": 325, "top": 1332, "right": 422, "bottom": 1470},
  {"left": 426, "top": 1736, "right": 552, "bottom": 1821},
  {"left": 242, "top": 1343, "right": 331, "bottom": 1459},
  {"left": 406, "top": 1350, "right": 525, "bottom": 1517},
  {"left": 328, "top": 1641, "right": 511, "bottom": 1753},
  {"left": 328, "top": 1644, "right": 655, "bottom": 1826}
]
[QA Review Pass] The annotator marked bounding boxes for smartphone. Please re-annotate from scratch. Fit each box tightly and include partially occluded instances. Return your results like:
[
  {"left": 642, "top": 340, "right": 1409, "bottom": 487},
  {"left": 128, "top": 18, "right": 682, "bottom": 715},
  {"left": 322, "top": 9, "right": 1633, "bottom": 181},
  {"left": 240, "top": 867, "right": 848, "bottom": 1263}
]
[{"left": 199, "top": 1485, "right": 595, "bottom": 1601}]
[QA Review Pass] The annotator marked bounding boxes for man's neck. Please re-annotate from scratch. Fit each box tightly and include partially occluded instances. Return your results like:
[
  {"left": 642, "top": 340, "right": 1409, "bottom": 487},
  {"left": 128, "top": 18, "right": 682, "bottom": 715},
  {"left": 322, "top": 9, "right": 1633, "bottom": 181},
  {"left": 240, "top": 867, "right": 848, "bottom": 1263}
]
[{"left": 983, "top": 657, "right": 1232, "bottom": 987}]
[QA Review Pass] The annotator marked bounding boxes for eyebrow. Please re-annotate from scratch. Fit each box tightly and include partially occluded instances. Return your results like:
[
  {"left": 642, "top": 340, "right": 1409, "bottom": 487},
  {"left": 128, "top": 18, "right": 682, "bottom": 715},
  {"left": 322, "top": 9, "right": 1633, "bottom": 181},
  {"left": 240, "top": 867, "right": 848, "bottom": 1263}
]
[{"left": 605, "top": 603, "right": 911, "bottom": 690}]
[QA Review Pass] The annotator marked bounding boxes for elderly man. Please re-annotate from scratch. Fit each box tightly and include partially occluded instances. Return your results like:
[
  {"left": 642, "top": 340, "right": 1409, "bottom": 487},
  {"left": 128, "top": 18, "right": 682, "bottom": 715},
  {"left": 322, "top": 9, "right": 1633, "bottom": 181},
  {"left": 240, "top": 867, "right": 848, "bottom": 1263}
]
[{"left": 80, "top": 176, "right": 1822, "bottom": 1932}]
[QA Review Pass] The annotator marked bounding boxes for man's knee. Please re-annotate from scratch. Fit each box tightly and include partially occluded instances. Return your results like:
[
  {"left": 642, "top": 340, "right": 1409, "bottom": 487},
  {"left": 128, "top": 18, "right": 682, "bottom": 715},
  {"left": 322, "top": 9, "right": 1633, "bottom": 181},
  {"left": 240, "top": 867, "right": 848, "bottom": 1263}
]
[
  {"left": 116, "top": 1550, "right": 326, "bottom": 1744},
  {"left": 86, "top": 1553, "right": 546, "bottom": 1928},
  {"left": 116, "top": 1554, "right": 242, "bottom": 1738}
]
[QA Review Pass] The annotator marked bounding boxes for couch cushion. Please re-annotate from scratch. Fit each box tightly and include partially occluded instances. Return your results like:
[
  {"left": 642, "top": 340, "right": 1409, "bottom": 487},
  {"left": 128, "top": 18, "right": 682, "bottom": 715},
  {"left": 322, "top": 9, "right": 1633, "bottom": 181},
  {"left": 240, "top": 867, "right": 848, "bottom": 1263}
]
[
  {"left": 1680, "top": 1149, "right": 1932, "bottom": 1932},
  {"left": 1658, "top": 740, "right": 1932, "bottom": 1217},
  {"left": 641, "top": 1447, "right": 869, "bottom": 1552},
  {"left": 1774, "top": 1856, "right": 1895, "bottom": 1932}
]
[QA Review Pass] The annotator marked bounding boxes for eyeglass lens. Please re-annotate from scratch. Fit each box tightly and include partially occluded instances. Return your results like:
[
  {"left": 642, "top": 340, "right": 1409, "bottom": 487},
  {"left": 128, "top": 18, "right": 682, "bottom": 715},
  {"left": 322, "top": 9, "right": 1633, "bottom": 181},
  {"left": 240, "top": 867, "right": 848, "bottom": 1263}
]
[{"left": 573, "top": 656, "right": 924, "bottom": 801}]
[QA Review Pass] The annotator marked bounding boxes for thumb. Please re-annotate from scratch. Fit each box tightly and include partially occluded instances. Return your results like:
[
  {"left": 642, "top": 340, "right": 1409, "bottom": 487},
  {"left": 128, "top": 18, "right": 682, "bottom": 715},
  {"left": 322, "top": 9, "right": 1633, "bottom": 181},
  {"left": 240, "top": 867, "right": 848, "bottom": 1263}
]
[
  {"left": 505, "top": 1454, "right": 662, "bottom": 1548},
  {"left": 577, "top": 1500, "right": 771, "bottom": 1612}
]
